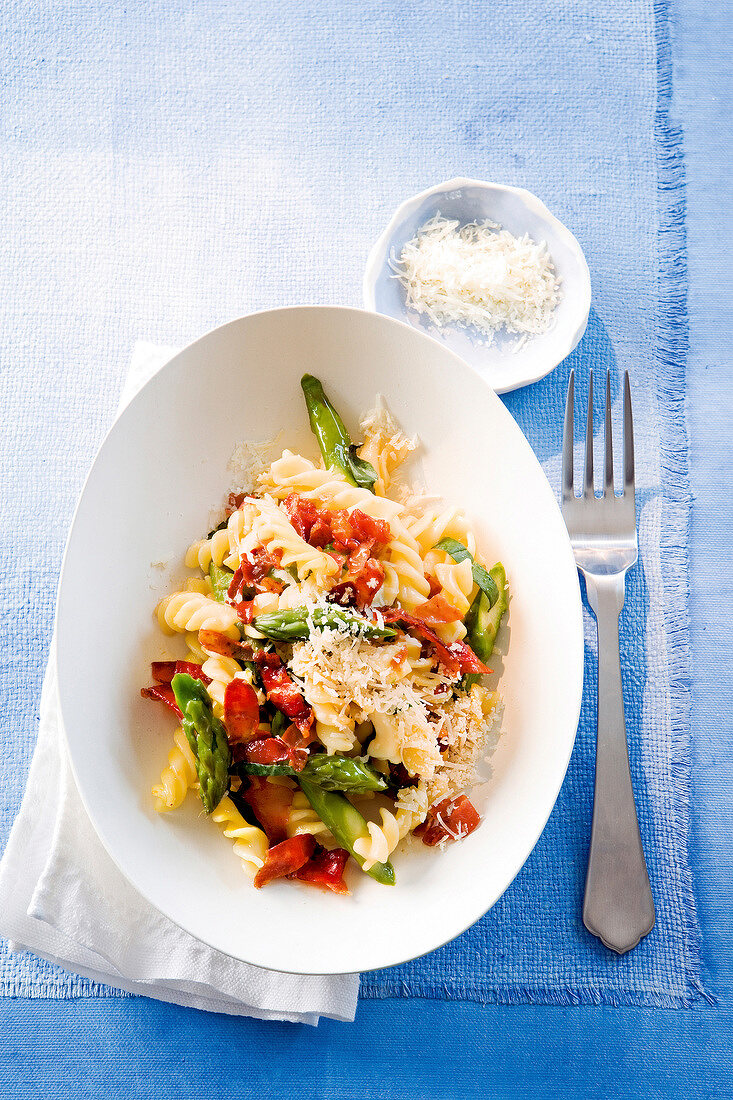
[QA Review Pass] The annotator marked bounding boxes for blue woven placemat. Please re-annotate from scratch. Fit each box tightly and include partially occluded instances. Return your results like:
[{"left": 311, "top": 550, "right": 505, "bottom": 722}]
[{"left": 0, "top": 0, "right": 704, "bottom": 1006}]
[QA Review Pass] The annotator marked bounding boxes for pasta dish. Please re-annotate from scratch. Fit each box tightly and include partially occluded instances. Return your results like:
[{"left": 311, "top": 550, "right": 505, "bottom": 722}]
[{"left": 141, "top": 375, "right": 508, "bottom": 893}]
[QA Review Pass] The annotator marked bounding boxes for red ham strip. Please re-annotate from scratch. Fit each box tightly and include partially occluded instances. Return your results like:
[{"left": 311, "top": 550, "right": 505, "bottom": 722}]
[
  {"left": 227, "top": 566, "right": 245, "bottom": 600},
  {"left": 294, "top": 846, "right": 350, "bottom": 895},
  {"left": 326, "top": 581, "right": 359, "bottom": 608},
  {"left": 255, "top": 653, "right": 313, "bottom": 735},
  {"left": 345, "top": 509, "right": 391, "bottom": 547},
  {"left": 233, "top": 599, "right": 255, "bottom": 624},
  {"left": 140, "top": 685, "right": 182, "bottom": 719},
  {"left": 346, "top": 543, "right": 371, "bottom": 579},
  {"left": 412, "top": 594, "right": 463, "bottom": 626},
  {"left": 239, "top": 735, "right": 307, "bottom": 771},
  {"left": 223, "top": 679, "right": 260, "bottom": 743},
  {"left": 142, "top": 661, "right": 213, "bottom": 720},
  {"left": 150, "top": 661, "right": 211, "bottom": 685},
  {"left": 377, "top": 607, "right": 490, "bottom": 677},
  {"left": 347, "top": 551, "right": 385, "bottom": 608},
  {"left": 241, "top": 737, "right": 292, "bottom": 765},
  {"left": 254, "top": 835, "right": 316, "bottom": 888},
  {"left": 283, "top": 493, "right": 326, "bottom": 543},
  {"left": 197, "top": 630, "right": 249, "bottom": 659},
  {"left": 240, "top": 547, "right": 284, "bottom": 593},
  {"left": 414, "top": 795, "right": 481, "bottom": 846},
  {"left": 283, "top": 495, "right": 391, "bottom": 554},
  {"left": 240, "top": 776, "right": 295, "bottom": 845},
  {"left": 328, "top": 558, "right": 384, "bottom": 609}
]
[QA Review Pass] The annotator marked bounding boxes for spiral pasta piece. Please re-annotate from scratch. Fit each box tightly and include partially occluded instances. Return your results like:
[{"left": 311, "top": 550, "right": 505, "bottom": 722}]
[
  {"left": 252, "top": 591, "right": 280, "bottom": 614},
  {"left": 300, "top": 679, "right": 355, "bottom": 752},
  {"left": 368, "top": 711, "right": 442, "bottom": 779},
  {"left": 211, "top": 796, "right": 269, "bottom": 876},
  {"left": 157, "top": 590, "right": 240, "bottom": 638},
  {"left": 368, "top": 712, "right": 403, "bottom": 763},
  {"left": 183, "top": 575, "right": 213, "bottom": 595},
  {"left": 262, "top": 452, "right": 402, "bottom": 521},
  {"left": 401, "top": 736, "right": 442, "bottom": 779},
  {"left": 433, "top": 557, "right": 475, "bottom": 616},
  {"left": 401, "top": 634, "right": 434, "bottom": 677},
  {"left": 382, "top": 520, "right": 431, "bottom": 611},
  {"left": 314, "top": 717, "right": 357, "bottom": 754},
  {"left": 152, "top": 727, "right": 197, "bottom": 812},
  {"left": 185, "top": 631, "right": 208, "bottom": 663},
  {"left": 224, "top": 502, "right": 258, "bottom": 564},
  {"left": 353, "top": 808, "right": 400, "bottom": 870},
  {"left": 404, "top": 505, "right": 477, "bottom": 558},
  {"left": 286, "top": 790, "right": 334, "bottom": 842},
  {"left": 241, "top": 496, "right": 339, "bottom": 581},
  {"left": 185, "top": 527, "right": 231, "bottom": 572},
  {"left": 429, "top": 557, "right": 475, "bottom": 643},
  {"left": 201, "top": 654, "right": 242, "bottom": 714}
]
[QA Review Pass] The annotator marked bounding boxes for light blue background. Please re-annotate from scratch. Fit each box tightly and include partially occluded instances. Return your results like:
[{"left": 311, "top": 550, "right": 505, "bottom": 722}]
[{"left": 0, "top": 0, "right": 731, "bottom": 1094}]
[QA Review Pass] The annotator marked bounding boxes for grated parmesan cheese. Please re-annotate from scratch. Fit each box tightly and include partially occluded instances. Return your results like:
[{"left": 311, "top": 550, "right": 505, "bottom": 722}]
[
  {"left": 289, "top": 625, "right": 503, "bottom": 801},
  {"left": 392, "top": 213, "right": 561, "bottom": 344},
  {"left": 228, "top": 433, "right": 284, "bottom": 495}
]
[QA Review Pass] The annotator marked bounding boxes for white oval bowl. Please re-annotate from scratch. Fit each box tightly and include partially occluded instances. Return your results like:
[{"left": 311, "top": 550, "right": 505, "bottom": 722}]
[
  {"left": 56, "top": 306, "right": 583, "bottom": 975},
  {"left": 364, "top": 178, "right": 592, "bottom": 394}
]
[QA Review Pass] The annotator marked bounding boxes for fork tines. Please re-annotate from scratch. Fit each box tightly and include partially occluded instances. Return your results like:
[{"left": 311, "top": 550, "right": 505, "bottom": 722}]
[{"left": 562, "top": 369, "right": 635, "bottom": 504}]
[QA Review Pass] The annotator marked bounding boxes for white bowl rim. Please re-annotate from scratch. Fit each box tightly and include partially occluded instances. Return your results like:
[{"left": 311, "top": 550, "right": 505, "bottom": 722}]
[
  {"left": 363, "top": 176, "right": 593, "bottom": 394},
  {"left": 55, "top": 304, "right": 585, "bottom": 974}
]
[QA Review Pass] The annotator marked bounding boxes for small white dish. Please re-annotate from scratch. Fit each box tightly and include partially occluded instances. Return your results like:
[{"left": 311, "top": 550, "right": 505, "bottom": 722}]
[
  {"left": 56, "top": 306, "right": 583, "bottom": 975},
  {"left": 363, "top": 178, "right": 592, "bottom": 394}
]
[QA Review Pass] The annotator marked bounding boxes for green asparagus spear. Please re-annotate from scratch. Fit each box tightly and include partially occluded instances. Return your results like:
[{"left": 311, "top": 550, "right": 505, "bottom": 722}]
[
  {"left": 301, "top": 755, "right": 388, "bottom": 792},
  {"left": 463, "top": 563, "right": 508, "bottom": 688},
  {"left": 300, "top": 374, "right": 378, "bottom": 491},
  {"left": 298, "top": 778, "right": 395, "bottom": 885},
  {"left": 238, "top": 761, "right": 296, "bottom": 777},
  {"left": 252, "top": 606, "right": 397, "bottom": 642},
  {"left": 209, "top": 562, "right": 234, "bottom": 603},
  {"left": 171, "top": 673, "right": 231, "bottom": 813},
  {"left": 239, "top": 754, "right": 387, "bottom": 791},
  {"left": 432, "top": 537, "right": 499, "bottom": 607}
]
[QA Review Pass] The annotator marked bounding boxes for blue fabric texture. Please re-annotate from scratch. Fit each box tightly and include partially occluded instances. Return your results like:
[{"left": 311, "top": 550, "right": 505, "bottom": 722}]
[{"left": 0, "top": 0, "right": 703, "bottom": 1006}]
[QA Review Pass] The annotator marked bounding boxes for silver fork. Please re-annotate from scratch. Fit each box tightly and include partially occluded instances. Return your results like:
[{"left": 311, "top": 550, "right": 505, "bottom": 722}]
[{"left": 562, "top": 369, "right": 655, "bottom": 954}]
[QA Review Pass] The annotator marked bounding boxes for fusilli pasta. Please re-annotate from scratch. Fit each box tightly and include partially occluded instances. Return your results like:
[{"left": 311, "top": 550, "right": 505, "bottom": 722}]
[
  {"left": 262, "top": 452, "right": 402, "bottom": 521},
  {"left": 211, "top": 797, "right": 269, "bottom": 877},
  {"left": 152, "top": 727, "right": 197, "bottom": 812},
  {"left": 382, "top": 521, "right": 431, "bottom": 611},
  {"left": 314, "top": 717, "right": 356, "bottom": 754},
  {"left": 201, "top": 653, "right": 242, "bottom": 714},
  {"left": 403, "top": 504, "right": 477, "bottom": 557},
  {"left": 431, "top": 556, "right": 475, "bottom": 642},
  {"left": 185, "top": 528, "right": 231, "bottom": 572},
  {"left": 353, "top": 808, "right": 400, "bottom": 870},
  {"left": 245, "top": 495, "right": 338, "bottom": 580},
  {"left": 157, "top": 590, "right": 239, "bottom": 638},
  {"left": 286, "top": 790, "right": 334, "bottom": 842}
]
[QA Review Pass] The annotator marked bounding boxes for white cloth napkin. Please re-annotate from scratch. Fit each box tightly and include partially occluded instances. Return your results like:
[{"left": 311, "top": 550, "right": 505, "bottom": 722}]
[{"left": 0, "top": 342, "right": 360, "bottom": 1024}]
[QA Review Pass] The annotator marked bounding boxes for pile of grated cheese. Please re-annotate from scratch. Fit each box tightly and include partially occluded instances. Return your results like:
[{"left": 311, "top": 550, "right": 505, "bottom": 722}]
[
  {"left": 290, "top": 627, "right": 452, "bottom": 732},
  {"left": 392, "top": 213, "right": 562, "bottom": 344},
  {"left": 289, "top": 625, "right": 502, "bottom": 791},
  {"left": 228, "top": 433, "right": 284, "bottom": 495}
]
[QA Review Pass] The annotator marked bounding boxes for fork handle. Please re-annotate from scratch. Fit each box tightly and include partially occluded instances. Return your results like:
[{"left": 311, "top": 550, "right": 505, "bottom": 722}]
[{"left": 582, "top": 574, "right": 655, "bottom": 954}]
